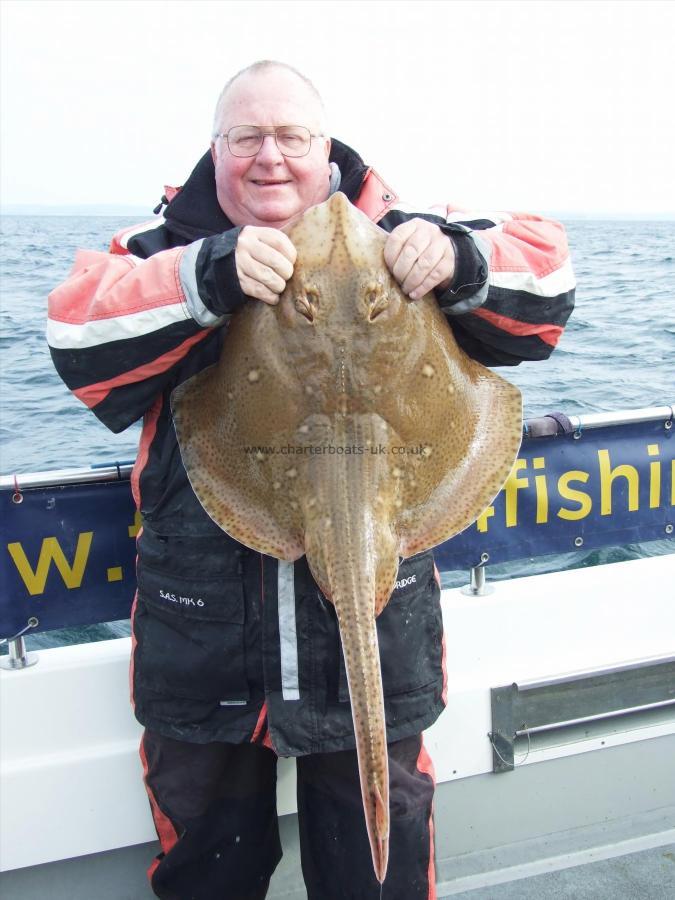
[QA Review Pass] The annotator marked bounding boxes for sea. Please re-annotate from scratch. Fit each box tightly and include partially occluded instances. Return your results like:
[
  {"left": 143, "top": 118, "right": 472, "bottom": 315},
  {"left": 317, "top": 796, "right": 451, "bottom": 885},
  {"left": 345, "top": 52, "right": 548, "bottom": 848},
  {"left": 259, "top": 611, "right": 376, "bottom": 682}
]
[{"left": 0, "top": 215, "right": 673, "bottom": 650}]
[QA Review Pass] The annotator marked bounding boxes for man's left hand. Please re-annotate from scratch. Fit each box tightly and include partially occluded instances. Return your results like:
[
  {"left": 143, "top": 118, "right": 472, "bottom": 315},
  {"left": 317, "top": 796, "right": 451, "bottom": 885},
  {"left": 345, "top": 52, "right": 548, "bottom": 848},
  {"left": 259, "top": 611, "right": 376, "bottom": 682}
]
[{"left": 384, "top": 218, "right": 456, "bottom": 300}]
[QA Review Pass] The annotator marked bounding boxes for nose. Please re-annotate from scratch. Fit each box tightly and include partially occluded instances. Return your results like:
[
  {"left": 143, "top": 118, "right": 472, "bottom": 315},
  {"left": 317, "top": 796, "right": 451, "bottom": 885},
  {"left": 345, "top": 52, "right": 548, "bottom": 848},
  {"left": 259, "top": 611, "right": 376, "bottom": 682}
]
[{"left": 255, "top": 133, "right": 286, "bottom": 163}]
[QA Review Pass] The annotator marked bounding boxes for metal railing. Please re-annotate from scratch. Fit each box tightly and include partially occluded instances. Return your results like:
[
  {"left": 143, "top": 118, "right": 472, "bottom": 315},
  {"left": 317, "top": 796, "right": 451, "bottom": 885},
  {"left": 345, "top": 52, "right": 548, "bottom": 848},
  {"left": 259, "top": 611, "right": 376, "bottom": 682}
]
[
  {"left": 489, "top": 655, "right": 675, "bottom": 773},
  {"left": 2, "top": 406, "right": 672, "bottom": 492}
]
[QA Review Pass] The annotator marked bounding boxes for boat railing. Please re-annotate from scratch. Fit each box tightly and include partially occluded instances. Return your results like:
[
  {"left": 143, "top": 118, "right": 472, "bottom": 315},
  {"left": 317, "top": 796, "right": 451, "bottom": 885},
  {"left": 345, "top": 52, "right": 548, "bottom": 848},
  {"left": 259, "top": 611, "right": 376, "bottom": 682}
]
[
  {"left": 1, "top": 405, "right": 673, "bottom": 665},
  {"left": 489, "top": 653, "right": 675, "bottom": 772}
]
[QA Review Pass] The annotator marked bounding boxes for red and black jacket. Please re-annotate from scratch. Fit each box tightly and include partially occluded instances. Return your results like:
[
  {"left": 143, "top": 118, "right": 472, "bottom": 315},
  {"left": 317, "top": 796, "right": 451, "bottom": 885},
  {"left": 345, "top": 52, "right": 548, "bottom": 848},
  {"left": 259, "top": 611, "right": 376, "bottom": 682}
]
[{"left": 48, "top": 140, "right": 575, "bottom": 751}]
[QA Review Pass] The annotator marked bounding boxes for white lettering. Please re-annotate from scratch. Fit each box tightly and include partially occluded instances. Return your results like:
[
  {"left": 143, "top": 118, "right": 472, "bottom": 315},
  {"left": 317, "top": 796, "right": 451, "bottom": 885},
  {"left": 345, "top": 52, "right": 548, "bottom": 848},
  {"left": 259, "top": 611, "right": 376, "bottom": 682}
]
[
  {"left": 159, "top": 589, "right": 205, "bottom": 607},
  {"left": 394, "top": 574, "right": 417, "bottom": 591}
]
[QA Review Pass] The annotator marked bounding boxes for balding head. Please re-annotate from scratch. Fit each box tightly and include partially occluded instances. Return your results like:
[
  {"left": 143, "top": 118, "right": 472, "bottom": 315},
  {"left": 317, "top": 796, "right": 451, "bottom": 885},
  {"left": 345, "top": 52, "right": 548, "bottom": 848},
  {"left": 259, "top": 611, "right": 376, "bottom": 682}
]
[{"left": 212, "top": 61, "right": 328, "bottom": 138}]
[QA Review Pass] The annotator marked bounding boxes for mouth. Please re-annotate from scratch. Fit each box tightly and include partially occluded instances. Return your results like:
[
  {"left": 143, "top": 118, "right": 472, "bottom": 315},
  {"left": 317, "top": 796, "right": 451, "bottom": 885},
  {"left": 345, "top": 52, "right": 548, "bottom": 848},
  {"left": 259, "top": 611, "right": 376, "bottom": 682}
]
[{"left": 251, "top": 179, "right": 292, "bottom": 187}]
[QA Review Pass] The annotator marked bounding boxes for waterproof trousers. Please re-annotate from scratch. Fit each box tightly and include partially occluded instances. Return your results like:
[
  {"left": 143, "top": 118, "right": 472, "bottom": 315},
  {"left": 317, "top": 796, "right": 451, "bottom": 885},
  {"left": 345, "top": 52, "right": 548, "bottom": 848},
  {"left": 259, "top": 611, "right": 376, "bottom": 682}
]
[{"left": 141, "top": 729, "right": 436, "bottom": 900}]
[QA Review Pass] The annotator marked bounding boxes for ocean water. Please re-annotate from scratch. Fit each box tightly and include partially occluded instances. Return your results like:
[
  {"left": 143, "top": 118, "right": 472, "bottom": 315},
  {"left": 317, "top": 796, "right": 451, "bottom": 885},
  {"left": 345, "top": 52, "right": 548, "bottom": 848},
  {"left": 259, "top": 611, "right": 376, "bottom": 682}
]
[{"left": 0, "top": 215, "right": 673, "bottom": 649}]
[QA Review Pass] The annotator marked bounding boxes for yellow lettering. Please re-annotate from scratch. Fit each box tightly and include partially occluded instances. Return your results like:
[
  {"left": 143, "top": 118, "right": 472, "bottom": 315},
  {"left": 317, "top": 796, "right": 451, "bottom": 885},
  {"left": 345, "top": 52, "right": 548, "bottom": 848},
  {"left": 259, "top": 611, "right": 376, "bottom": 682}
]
[
  {"left": 598, "top": 449, "right": 639, "bottom": 515},
  {"left": 7, "top": 532, "right": 93, "bottom": 596},
  {"left": 647, "top": 444, "right": 661, "bottom": 509},
  {"left": 533, "top": 457, "right": 548, "bottom": 524},
  {"left": 128, "top": 511, "right": 142, "bottom": 539},
  {"left": 504, "top": 458, "right": 529, "bottom": 527},
  {"left": 557, "top": 471, "right": 592, "bottom": 521},
  {"left": 476, "top": 505, "right": 495, "bottom": 533}
]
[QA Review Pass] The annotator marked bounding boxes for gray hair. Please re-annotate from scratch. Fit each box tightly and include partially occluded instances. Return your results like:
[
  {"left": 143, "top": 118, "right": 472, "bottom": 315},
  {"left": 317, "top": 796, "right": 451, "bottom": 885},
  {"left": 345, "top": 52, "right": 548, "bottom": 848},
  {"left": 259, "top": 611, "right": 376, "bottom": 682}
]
[{"left": 212, "top": 60, "right": 328, "bottom": 137}]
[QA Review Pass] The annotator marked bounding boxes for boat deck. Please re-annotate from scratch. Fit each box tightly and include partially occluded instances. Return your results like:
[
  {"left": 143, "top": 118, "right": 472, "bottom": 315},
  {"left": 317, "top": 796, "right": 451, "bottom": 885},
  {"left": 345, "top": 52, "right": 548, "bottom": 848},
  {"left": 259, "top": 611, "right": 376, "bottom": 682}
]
[
  {"left": 1, "top": 820, "right": 673, "bottom": 899},
  {"left": 448, "top": 843, "right": 675, "bottom": 899}
]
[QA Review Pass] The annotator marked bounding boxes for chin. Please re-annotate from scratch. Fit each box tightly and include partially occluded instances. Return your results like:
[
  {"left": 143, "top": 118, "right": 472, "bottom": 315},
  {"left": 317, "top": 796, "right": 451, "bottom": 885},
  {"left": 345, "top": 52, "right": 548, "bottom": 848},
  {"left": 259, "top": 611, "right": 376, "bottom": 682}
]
[{"left": 254, "top": 204, "right": 300, "bottom": 227}]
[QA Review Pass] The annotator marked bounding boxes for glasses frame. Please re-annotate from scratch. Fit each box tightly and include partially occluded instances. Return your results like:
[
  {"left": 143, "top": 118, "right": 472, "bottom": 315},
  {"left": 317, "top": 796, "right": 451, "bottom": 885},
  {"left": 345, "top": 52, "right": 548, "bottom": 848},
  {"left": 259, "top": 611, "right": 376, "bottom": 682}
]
[{"left": 213, "top": 125, "right": 325, "bottom": 158}]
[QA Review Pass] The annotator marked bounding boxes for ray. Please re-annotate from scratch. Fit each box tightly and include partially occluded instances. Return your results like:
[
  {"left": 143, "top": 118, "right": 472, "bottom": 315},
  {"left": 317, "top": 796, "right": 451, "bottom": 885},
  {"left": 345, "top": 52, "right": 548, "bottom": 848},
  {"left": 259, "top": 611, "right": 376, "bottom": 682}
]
[{"left": 171, "top": 192, "right": 522, "bottom": 883}]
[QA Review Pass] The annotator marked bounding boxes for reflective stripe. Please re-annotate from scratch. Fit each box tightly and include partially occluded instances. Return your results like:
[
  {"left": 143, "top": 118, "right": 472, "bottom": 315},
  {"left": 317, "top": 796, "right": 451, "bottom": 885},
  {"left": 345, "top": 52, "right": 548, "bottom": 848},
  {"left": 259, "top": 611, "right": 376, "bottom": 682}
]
[
  {"left": 443, "top": 232, "right": 492, "bottom": 315},
  {"left": 444, "top": 207, "right": 513, "bottom": 224},
  {"left": 179, "top": 238, "right": 227, "bottom": 327},
  {"left": 47, "top": 300, "right": 191, "bottom": 349},
  {"left": 278, "top": 560, "right": 300, "bottom": 701},
  {"left": 490, "top": 255, "right": 576, "bottom": 296},
  {"left": 113, "top": 216, "right": 166, "bottom": 251}
]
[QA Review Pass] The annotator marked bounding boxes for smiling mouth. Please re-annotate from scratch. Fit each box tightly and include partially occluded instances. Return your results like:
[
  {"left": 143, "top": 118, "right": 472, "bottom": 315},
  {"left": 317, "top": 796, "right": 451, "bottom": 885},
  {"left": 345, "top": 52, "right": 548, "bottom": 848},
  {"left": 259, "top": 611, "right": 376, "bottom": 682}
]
[{"left": 251, "top": 180, "right": 292, "bottom": 186}]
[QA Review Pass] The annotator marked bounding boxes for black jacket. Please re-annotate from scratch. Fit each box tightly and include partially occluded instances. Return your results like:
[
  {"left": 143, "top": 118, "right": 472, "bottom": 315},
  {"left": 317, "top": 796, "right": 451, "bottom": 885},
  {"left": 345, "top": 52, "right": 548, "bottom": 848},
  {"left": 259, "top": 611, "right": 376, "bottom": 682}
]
[{"left": 48, "top": 139, "right": 575, "bottom": 750}]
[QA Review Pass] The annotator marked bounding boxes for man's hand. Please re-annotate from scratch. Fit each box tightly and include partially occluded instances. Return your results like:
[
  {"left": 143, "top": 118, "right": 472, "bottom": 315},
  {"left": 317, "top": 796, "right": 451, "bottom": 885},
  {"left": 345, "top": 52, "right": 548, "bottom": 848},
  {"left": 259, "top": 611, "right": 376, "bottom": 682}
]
[
  {"left": 235, "top": 227, "right": 297, "bottom": 304},
  {"left": 384, "top": 219, "right": 456, "bottom": 300}
]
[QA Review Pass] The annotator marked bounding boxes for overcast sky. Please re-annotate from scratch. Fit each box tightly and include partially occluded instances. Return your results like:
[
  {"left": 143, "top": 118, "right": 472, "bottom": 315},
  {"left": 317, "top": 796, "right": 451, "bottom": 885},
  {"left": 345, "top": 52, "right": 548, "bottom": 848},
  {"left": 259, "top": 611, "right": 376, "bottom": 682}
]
[{"left": 2, "top": 0, "right": 674, "bottom": 217}]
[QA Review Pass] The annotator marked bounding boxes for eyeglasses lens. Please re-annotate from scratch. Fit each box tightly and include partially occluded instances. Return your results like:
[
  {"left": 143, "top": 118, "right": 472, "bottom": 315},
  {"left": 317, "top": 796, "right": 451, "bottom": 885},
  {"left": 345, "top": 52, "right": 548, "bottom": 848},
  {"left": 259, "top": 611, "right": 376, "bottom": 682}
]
[{"left": 227, "top": 126, "right": 311, "bottom": 157}]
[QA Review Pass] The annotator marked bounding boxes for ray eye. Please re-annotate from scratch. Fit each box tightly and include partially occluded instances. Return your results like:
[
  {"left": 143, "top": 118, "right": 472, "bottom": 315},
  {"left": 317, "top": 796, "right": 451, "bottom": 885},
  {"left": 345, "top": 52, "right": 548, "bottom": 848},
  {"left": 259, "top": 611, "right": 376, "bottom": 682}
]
[
  {"left": 295, "top": 288, "right": 318, "bottom": 322},
  {"left": 366, "top": 285, "right": 389, "bottom": 321}
]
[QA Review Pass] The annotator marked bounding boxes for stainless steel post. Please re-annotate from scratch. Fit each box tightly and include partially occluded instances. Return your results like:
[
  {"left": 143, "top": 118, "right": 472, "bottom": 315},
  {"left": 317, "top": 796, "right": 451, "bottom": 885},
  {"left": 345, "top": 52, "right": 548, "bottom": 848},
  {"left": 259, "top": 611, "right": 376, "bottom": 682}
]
[
  {"left": 0, "top": 618, "right": 39, "bottom": 670},
  {"left": 461, "top": 558, "right": 494, "bottom": 596},
  {"left": 1, "top": 636, "right": 38, "bottom": 670}
]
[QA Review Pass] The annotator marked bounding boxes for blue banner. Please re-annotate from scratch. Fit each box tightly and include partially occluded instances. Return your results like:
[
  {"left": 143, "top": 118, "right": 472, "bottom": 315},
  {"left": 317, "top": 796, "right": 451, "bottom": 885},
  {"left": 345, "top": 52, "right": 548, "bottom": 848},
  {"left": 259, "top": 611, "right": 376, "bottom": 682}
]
[
  {"left": 434, "top": 417, "right": 673, "bottom": 570},
  {"left": 1, "top": 418, "right": 673, "bottom": 638},
  {"left": 1, "top": 481, "right": 139, "bottom": 637}
]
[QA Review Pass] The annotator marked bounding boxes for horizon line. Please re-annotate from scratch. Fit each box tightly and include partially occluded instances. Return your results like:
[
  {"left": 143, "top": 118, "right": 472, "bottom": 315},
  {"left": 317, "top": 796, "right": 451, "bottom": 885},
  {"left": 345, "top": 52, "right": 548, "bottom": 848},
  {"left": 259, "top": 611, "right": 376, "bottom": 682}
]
[{"left": 1, "top": 203, "right": 675, "bottom": 222}]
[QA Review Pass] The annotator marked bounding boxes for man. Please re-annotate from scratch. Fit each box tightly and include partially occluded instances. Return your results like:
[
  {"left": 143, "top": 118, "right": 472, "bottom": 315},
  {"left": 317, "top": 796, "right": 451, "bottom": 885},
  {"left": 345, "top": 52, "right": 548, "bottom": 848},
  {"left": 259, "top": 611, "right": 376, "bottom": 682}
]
[{"left": 48, "top": 61, "right": 575, "bottom": 900}]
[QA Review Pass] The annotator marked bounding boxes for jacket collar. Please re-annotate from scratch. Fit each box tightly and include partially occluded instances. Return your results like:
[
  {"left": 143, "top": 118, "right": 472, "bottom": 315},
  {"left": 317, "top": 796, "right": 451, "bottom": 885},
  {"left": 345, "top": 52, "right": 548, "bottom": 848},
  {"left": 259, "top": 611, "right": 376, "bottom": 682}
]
[{"left": 163, "top": 138, "right": 371, "bottom": 242}]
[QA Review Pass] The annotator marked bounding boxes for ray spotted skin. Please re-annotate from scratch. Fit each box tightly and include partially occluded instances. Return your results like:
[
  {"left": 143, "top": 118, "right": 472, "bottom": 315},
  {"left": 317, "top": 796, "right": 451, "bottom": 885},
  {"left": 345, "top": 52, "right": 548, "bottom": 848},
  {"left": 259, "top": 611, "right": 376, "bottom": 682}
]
[{"left": 171, "top": 192, "right": 522, "bottom": 883}]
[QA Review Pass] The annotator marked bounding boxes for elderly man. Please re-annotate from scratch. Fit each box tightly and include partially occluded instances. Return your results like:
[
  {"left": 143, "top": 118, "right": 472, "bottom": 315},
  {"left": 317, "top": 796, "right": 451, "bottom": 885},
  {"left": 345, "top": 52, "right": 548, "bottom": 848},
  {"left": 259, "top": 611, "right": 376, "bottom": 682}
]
[{"left": 48, "top": 61, "right": 574, "bottom": 900}]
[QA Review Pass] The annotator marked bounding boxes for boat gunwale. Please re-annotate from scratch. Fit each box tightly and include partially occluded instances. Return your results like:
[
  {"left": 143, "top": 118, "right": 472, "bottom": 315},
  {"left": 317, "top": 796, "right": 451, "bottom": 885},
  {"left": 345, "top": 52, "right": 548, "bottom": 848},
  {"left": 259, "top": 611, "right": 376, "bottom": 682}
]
[{"left": 1, "top": 404, "right": 673, "bottom": 491}]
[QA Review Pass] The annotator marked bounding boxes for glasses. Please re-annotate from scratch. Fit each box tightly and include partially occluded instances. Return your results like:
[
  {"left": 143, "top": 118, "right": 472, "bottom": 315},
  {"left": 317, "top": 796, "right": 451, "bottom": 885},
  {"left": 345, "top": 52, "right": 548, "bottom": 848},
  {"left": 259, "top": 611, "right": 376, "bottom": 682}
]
[{"left": 214, "top": 125, "right": 324, "bottom": 158}]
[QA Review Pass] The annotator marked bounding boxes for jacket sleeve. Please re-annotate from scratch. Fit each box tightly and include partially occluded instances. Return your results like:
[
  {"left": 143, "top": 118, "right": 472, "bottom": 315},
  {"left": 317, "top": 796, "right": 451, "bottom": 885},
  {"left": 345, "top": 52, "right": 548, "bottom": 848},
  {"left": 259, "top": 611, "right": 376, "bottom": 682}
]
[
  {"left": 434, "top": 207, "right": 576, "bottom": 366},
  {"left": 47, "top": 224, "right": 248, "bottom": 433}
]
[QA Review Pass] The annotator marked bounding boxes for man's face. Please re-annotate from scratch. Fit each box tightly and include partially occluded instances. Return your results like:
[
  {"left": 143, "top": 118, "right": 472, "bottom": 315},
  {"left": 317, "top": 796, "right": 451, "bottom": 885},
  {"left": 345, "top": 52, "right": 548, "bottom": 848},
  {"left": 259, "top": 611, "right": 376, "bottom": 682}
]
[{"left": 211, "top": 71, "right": 332, "bottom": 229}]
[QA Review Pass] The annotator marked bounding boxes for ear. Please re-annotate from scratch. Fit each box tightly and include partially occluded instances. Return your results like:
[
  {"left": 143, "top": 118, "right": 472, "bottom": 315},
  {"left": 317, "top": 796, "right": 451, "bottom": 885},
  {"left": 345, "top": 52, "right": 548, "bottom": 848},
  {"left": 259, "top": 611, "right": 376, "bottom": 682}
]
[{"left": 210, "top": 142, "right": 217, "bottom": 165}]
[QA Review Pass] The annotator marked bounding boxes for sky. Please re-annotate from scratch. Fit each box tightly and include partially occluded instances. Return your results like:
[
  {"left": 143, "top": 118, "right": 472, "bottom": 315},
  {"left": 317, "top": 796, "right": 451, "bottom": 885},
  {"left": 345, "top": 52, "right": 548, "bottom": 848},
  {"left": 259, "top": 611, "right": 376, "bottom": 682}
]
[{"left": 1, "top": 0, "right": 674, "bottom": 218}]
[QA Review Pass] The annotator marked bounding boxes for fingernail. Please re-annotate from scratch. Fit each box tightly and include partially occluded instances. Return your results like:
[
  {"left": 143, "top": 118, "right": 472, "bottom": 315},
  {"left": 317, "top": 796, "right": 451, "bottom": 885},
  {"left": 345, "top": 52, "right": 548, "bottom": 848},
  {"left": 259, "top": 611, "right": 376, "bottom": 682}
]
[{"left": 409, "top": 290, "right": 420, "bottom": 300}]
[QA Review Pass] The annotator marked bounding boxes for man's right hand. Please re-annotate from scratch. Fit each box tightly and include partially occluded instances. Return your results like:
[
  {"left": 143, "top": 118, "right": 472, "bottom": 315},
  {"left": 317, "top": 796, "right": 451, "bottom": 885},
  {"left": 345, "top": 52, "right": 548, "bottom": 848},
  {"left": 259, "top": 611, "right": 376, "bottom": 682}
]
[{"left": 235, "top": 227, "right": 297, "bottom": 304}]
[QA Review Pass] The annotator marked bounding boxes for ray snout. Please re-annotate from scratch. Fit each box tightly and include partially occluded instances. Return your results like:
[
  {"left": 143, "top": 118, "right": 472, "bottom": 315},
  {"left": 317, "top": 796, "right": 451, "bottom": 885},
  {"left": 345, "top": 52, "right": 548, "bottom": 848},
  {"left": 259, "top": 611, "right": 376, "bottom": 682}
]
[{"left": 284, "top": 192, "right": 388, "bottom": 273}]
